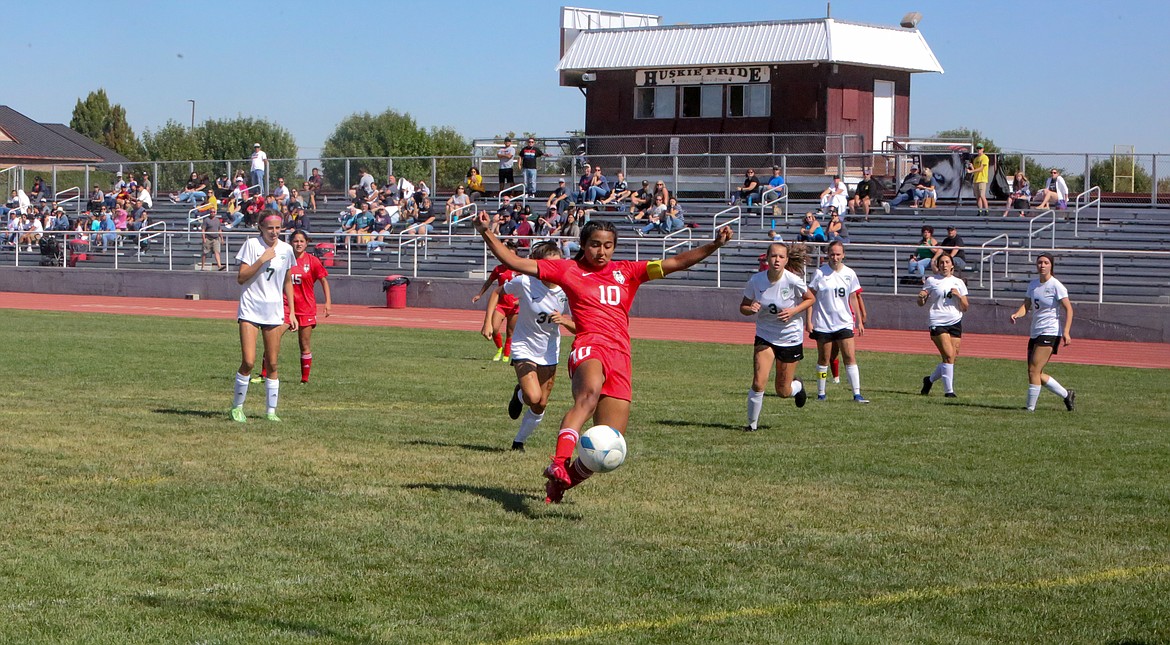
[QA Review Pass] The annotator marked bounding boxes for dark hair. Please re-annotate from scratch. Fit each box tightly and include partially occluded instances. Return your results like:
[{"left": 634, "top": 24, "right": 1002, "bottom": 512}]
[
  {"left": 290, "top": 229, "right": 311, "bottom": 244},
  {"left": 529, "top": 241, "right": 561, "bottom": 260},
  {"left": 921, "top": 225, "right": 934, "bottom": 236},
  {"left": 827, "top": 240, "right": 845, "bottom": 254},
  {"left": 1037, "top": 252, "right": 1056, "bottom": 270},
  {"left": 573, "top": 220, "right": 619, "bottom": 261}
]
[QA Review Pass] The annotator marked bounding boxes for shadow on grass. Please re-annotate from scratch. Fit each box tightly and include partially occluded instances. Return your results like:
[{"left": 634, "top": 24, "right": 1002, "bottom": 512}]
[
  {"left": 657, "top": 419, "right": 744, "bottom": 431},
  {"left": 406, "top": 439, "right": 506, "bottom": 453},
  {"left": 152, "top": 408, "right": 222, "bottom": 418},
  {"left": 131, "top": 595, "right": 378, "bottom": 644},
  {"left": 404, "top": 483, "right": 581, "bottom": 521}
]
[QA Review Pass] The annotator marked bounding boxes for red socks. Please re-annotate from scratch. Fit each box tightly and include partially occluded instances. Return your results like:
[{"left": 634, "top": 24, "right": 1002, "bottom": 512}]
[
  {"left": 503, "top": 335, "right": 512, "bottom": 357},
  {"left": 555, "top": 428, "right": 579, "bottom": 462},
  {"left": 492, "top": 333, "right": 503, "bottom": 349},
  {"left": 300, "top": 353, "right": 312, "bottom": 383},
  {"left": 831, "top": 358, "right": 840, "bottom": 379}
]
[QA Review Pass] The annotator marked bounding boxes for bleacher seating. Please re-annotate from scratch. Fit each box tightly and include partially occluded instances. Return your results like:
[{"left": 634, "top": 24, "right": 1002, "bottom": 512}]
[{"left": 5, "top": 190, "right": 1169, "bottom": 305}]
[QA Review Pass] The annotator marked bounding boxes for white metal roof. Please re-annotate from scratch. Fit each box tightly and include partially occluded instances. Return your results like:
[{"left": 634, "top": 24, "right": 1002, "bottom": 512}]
[{"left": 557, "top": 18, "right": 943, "bottom": 74}]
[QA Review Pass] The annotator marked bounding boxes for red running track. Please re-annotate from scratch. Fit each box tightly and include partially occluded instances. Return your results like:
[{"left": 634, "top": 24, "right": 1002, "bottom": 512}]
[{"left": 2, "top": 292, "right": 1168, "bottom": 369}]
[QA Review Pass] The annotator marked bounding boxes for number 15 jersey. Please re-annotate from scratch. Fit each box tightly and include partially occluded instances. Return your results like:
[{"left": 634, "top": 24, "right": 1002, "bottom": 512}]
[
  {"left": 537, "top": 258, "right": 661, "bottom": 355},
  {"left": 808, "top": 263, "right": 861, "bottom": 334}
]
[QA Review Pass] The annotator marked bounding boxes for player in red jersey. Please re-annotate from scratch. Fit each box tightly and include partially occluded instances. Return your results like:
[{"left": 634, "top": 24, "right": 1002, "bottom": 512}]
[
  {"left": 472, "top": 262, "right": 520, "bottom": 362},
  {"left": 473, "top": 212, "right": 733, "bottom": 503},
  {"left": 282, "top": 230, "right": 332, "bottom": 384}
]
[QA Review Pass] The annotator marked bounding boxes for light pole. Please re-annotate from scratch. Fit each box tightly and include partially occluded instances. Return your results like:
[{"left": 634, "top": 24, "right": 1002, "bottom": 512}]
[{"left": 187, "top": 99, "right": 196, "bottom": 130}]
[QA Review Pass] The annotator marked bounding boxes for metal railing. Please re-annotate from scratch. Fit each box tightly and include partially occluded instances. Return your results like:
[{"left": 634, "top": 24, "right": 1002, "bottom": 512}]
[
  {"left": 396, "top": 223, "right": 430, "bottom": 269},
  {"left": 497, "top": 184, "right": 526, "bottom": 207},
  {"left": 661, "top": 225, "right": 693, "bottom": 257},
  {"left": 446, "top": 202, "right": 478, "bottom": 243},
  {"left": 1074, "top": 186, "right": 1101, "bottom": 237},
  {"left": 1027, "top": 209, "right": 1056, "bottom": 260},
  {"left": 136, "top": 222, "right": 170, "bottom": 269},
  {"left": 979, "top": 234, "right": 1011, "bottom": 298},
  {"left": 758, "top": 185, "right": 789, "bottom": 228},
  {"left": 54, "top": 187, "right": 81, "bottom": 216}
]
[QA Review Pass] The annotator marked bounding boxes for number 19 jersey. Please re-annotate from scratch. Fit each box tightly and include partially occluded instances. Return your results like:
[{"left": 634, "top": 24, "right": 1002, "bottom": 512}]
[
  {"left": 536, "top": 258, "right": 657, "bottom": 355},
  {"left": 808, "top": 263, "right": 861, "bottom": 333}
]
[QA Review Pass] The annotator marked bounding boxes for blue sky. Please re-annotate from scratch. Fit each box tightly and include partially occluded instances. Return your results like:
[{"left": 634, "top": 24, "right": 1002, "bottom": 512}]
[{"left": 12, "top": 1, "right": 1168, "bottom": 156}]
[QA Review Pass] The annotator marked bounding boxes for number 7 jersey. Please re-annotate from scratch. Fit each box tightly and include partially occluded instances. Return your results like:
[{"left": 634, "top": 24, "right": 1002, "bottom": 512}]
[{"left": 536, "top": 258, "right": 657, "bottom": 355}]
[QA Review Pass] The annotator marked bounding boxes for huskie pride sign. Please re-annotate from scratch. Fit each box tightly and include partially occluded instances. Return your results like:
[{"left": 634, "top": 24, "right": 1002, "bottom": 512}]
[{"left": 637, "top": 66, "right": 770, "bottom": 86}]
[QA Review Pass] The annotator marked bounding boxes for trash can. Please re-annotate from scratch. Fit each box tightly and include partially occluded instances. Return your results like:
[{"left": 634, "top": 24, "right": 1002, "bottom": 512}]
[
  {"left": 68, "top": 238, "right": 89, "bottom": 265},
  {"left": 383, "top": 274, "right": 410, "bottom": 309},
  {"left": 314, "top": 242, "right": 336, "bottom": 267}
]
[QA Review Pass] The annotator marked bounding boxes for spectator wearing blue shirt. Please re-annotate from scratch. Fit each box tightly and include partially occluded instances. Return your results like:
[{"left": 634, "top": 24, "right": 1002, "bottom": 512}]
[{"left": 584, "top": 166, "right": 611, "bottom": 203}]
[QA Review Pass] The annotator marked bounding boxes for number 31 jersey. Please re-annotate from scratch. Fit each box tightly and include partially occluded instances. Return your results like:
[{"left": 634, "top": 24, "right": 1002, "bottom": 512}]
[
  {"left": 808, "top": 263, "right": 861, "bottom": 333},
  {"left": 744, "top": 269, "right": 808, "bottom": 346},
  {"left": 503, "top": 274, "right": 570, "bottom": 366},
  {"left": 537, "top": 258, "right": 657, "bottom": 355}
]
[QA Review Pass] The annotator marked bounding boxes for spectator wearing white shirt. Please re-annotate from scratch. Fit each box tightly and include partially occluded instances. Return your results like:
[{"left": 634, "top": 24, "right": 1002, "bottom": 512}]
[
  {"left": 1035, "top": 169, "right": 1070, "bottom": 210},
  {"left": 250, "top": 143, "right": 269, "bottom": 194},
  {"left": 273, "top": 177, "right": 291, "bottom": 206}
]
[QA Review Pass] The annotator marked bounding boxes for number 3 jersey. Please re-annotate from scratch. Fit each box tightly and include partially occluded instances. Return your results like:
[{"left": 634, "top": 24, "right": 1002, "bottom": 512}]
[
  {"left": 744, "top": 270, "right": 808, "bottom": 346},
  {"left": 536, "top": 258, "right": 659, "bottom": 355},
  {"left": 236, "top": 237, "right": 296, "bottom": 326},
  {"left": 503, "top": 274, "right": 570, "bottom": 366},
  {"left": 808, "top": 263, "right": 861, "bottom": 333}
]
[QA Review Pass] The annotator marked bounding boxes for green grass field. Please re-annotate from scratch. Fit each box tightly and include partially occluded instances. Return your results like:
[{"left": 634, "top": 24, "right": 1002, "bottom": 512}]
[{"left": 1, "top": 309, "right": 1168, "bottom": 644}]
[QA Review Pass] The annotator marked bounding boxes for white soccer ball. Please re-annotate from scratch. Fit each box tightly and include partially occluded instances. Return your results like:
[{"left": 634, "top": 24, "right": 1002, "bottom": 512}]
[{"left": 577, "top": 425, "right": 627, "bottom": 473}]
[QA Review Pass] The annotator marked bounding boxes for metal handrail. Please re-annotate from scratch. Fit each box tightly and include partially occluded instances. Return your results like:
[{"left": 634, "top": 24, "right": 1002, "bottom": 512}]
[
  {"left": 1027, "top": 209, "right": 1056, "bottom": 261},
  {"left": 396, "top": 223, "right": 430, "bottom": 269},
  {"left": 758, "top": 184, "right": 788, "bottom": 228},
  {"left": 497, "top": 184, "right": 526, "bottom": 208},
  {"left": 711, "top": 204, "right": 742, "bottom": 240},
  {"left": 57, "top": 194, "right": 81, "bottom": 216},
  {"left": 135, "top": 221, "right": 169, "bottom": 268},
  {"left": 54, "top": 187, "right": 81, "bottom": 215},
  {"left": 446, "top": 202, "right": 478, "bottom": 243},
  {"left": 1074, "top": 186, "right": 1101, "bottom": 237},
  {"left": 186, "top": 206, "right": 218, "bottom": 241},
  {"left": 661, "top": 224, "right": 692, "bottom": 256},
  {"left": 979, "top": 234, "right": 1011, "bottom": 298}
]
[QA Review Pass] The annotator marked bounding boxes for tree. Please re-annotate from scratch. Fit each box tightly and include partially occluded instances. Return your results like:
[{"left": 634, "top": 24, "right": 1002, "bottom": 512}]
[
  {"left": 934, "top": 128, "right": 1057, "bottom": 192},
  {"left": 140, "top": 121, "right": 205, "bottom": 192},
  {"left": 932, "top": 128, "right": 996, "bottom": 153},
  {"left": 70, "top": 89, "right": 141, "bottom": 160},
  {"left": 322, "top": 110, "right": 469, "bottom": 191},
  {"left": 199, "top": 117, "right": 299, "bottom": 186}
]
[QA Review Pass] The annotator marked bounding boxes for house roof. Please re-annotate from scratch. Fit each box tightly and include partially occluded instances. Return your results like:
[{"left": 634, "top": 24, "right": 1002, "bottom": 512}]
[
  {"left": 0, "top": 105, "right": 131, "bottom": 164},
  {"left": 557, "top": 18, "right": 944, "bottom": 75}
]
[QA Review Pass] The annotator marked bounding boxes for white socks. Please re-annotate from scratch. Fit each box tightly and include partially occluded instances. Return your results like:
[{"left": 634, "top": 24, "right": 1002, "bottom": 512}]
[
  {"left": 846, "top": 364, "right": 861, "bottom": 396},
  {"left": 1026, "top": 384, "right": 1042, "bottom": 410},
  {"left": 265, "top": 378, "right": 279, "bottom": 415},
  {"left": 233, "top": 372, "right": 250, "bottom": 408},
  {"left": 747, "top": 389, "right": 764, "bottom": 428},
  {"left": 790, "top": 380, "right": 803, "bottom": 396},
  {"left": 816, "top": 365, "right": 829, "bottom": 396},
  {"left": 930, "top": 363, "right": 944, "bottom": 382},
  {"left": 1043, "top": 377, "right": 1068, "bottom": 398},
  {"left": 515, "top": 409, "right": 544, "bottom": 444},
  {"left": 941, "top": 363, "right": 955, "bottom": 394}
]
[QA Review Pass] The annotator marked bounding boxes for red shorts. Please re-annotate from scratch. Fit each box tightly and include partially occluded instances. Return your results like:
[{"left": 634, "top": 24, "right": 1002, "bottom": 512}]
[
  {"left": 568, "top": 343, "right": 633, "bottom": 402},
  {"left": 285, "top": 310, "right": 317, "bottom": 328},
  {"left": 495, "top": 303, "right": 519, "bottom": 318}
]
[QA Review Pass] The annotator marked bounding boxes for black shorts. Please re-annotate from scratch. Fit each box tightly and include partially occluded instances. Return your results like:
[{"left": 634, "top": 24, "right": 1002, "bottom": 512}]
[
  {"left": 1028, "top": 335, "right": 1060, "bottom": 360},
  {"left": 754, "top": 336, "right": 804, "bottom": 363},
  {"left": 929, "top": 323, "right": 963, "bottom": 337},
  {"left": 498, "top": 167, "right": 515, "bottom": 186},
  {"left": 238, "top": 318, "right": 281, "bottom": 331},
  {"left": 810, "top": 328, "right": 854, "bottom": 342}
]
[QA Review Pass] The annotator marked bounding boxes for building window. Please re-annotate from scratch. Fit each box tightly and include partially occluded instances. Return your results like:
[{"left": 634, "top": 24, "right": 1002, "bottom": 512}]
[
  {"left": 728, "top": 84, "right": 770, "bottom": 118},
  {"left": 680, "top": 85, "right": 722, "bottom": 118},
  {"left": 635, "top": 87, "right": 676, "bottom": 119}
]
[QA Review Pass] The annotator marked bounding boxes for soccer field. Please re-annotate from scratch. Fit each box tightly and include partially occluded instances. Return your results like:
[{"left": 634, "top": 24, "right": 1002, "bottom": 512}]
[{"left": 1, "top": 309, "right": 1167, "bottom": 644}]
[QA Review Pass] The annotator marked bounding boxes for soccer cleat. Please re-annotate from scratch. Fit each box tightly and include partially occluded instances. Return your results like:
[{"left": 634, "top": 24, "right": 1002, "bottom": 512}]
[
  {"left": 250, "top": 375, "right": 263, "bottom": 384},
  {"left": 793, "top": 380, "right": 807, "bottom": 408},
  {"left": 300, "top": 380, "right": 308, "bottom": 385},
  {"left": 742, "top": 424, "right": 758, "bottom": 432},
  {"left": 921, "top": 376, "right": 933, "bottom": 396},
  {"left": 508, "top": 384, "right": 523, "bottom": 420},
  {"left": 832, "top": 376, "right": 840, "bottom": 384},
  {"left": 1064, "top": 389, "right": 1076, "bottom": 411},
  {"left": 511, "top": 441, "right": 525, "bottom": 452},
  {"left": 816, "top": 394, "right": 827, "bottom": 401},
  {"left": 544, "top": 478, "right": 565, "bottom": 504},
  {"left": 853, "top": 394, "right": 870, "bottom": 404},
  {"left": 265, "top": 412, "right": 281, "bottom": 422},
  {"left": 501, "top": 355, "right": 511, "bottom": 364},
  {"left": 543, "top": 456, "right": 572, "bottom": 487},
  {"left": 492, "top": 347, "right": 503, "bottom": 362},
  {"left": 230, "top": 406, "right": 247, "bottom": 423},
  {"left": 944, "top": 392, "right": 958, "bottom": 398}
]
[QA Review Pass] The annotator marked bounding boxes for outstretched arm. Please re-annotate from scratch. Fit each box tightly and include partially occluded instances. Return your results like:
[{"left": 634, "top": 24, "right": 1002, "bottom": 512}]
[
  {"left": 472, "top": 212, "right": 538, "bottom": 276},
  {"left": 659, "top": 226, "right": 733, "bottom": 276}
]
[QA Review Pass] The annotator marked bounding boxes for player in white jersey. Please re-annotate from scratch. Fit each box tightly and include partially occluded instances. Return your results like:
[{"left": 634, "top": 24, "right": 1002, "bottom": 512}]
[
  {"left": 1010, "top": 253, "right": 1075, "bottom": 411},
  {"left": 807, "top": 240, "right": 868, "bottom": 403},
  {"left": 740, "top": 243, "right": 815, "bottom": 431},
  {"left": 230, "top": 211, "right": 298, "bottom": 423},
  {"left": 498, "top": 242, "right": 576, "bottom": 451},
  {"left": 917, "top": 253, "right": 969, "bottom": 398}
]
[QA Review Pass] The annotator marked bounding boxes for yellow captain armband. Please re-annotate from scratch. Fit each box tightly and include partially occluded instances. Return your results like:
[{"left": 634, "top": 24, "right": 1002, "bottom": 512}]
[{"left": 646, "top": 259, "right": 665, "bottom": 281}]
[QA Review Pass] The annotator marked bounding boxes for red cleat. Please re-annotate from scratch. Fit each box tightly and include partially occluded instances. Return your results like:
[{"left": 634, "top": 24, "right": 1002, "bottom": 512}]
[
  {"left": 543, "top": 456, "right": 571, "bottom": 487},
  {"left": 544, "top": 478, "right": 565, "bottom": 504}
]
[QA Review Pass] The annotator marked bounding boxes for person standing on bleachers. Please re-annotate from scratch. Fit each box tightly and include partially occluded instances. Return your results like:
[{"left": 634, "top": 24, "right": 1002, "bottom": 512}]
[
  {"left": 520, "top": 137, "right": 544, "bottom": 198},
  {"left": 970, "top": 144, "right": 990, "bottom": 216},
  {"left": 497, "top": 137, "right": 517, "bottom": 191},
  {"left": 250, "top": 143, "right": 269, "bottom": 195}
]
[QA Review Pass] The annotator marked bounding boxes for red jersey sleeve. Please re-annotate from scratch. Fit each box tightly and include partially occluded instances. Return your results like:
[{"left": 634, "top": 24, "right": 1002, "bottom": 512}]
[
  {"left": 536, "top": 258, "right": 573, "bottom": 284},
  {"left": 311, "top": 255, "right": 328, "bottom": 281}
]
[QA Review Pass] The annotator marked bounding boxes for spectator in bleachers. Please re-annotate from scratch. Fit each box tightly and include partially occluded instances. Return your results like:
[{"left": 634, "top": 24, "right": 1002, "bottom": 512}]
[
  {"left": 497, "top": 137, "right": 517, "bottom": 190},
  {"left": 273, "top": 177, "right": 291, "bottom": 207},
  {"left": 140, "top": 171, "right": 152, "bottom": 197},
  {"left": 87, "top": 186, "right": 104, "bottom": 212},
  {"left": 556, "top": 209, "right": 581, "bottom": 257},
  {"left": 444, "top": 185, "right": 471, "bottom": 224},
  {"left": 113, "top": 203, "right": 129, "bottom": 231},
  {"left": 30, "top": 176, "right": 49, "bottom": 201},
  {"left": 51, "top": 207, "right": 72, "bottom": 232},
  {"left": 600, "top": 172, "right": 631, "bottom": 211},
  {"left": 818, "top": 175, "right": 848, "bottom": 214},
  {"left": 635, "top": 194, "right": 668, "bottom": 235},
  {"left": 797, "top": 211, "right": 827, "bottom": 243},
  {"left": 214, "top": 174, "right": 233, "bottom": 199},
  {"left": 970, "top": 143, "right": 990, "bottom": 216},
  {"left": 414, "top": 189, "right": 432, "bottom": 219},
  {"left": 584, "top": 165, "right": 611, "bottom": 204},
  {"left": 826, "top": 209, "right": 848, "bottom": 244},
  {"left": 467, "top": 167, "right": 487, "bottom": 202},
  {"left": 848, "top": 169, "right": 881, "bottom": 221},
  {"left": 20, "top": 211, "right": 43, "bottom": 251},
  {"left": 937, "top": 224, "right": 967, "bottom": 272},
  {"left": 1035, "top": 168, "right": 1070, "bottom": 210},
  {"left": 1003, "top": 172, "right": 1031, "bottom": 217},
  {"left": 404, "top": 202, "right": 435, "bottom": 238},
  {"left": 201, "top": 212, "right": 225, "bottom": 270},
  {"left": 628, "top": 180, "right": 652, "bottom": 220},
  {"left": 572, "top": 164, "right": 592, "bottom": 203},
  {"left": 908, "top": 225, "right": 939, "bottom": 279},
  {"left": 170, "top": 172, "right": 208, "bottom": 204},
  {"left": 250, "top": 143, "right": 269, "bottom": 193},
  {"left": 546, "top": 178, "right": 569, "bottom": 211},
  {"left": 920, "top": 168, "right": 937, "bottom": 208},
  {"left": 307, "top": 168, "right": 322, "bottom": 212},
  {"left": 136, "top": 184, "right": 153, "bottom": 209},
  {"left": 732, "top": 168, "right": 760, "bottom": 206},
  {"left": 394, "top": 175, "right": 415, "bottom": 204},
  {"left": 417, "top": 180, "right": 430, "bottom": 197},
  {"left": 767, "top": 165, "right": 785, "bottom": 192},
  {"left": 96, "top": 209, "right": 117, "bottom": 252},
  {"left": 4, "top": 209, "right": 21, "bottom": 245},
  {"left": 289, "top": 203, "right": 310, "bottom": 233},
  {"left": 520, "top": 137, "right": 543, "bottom": 197},
  {"left": 888, "top": 166, "right": 924, "bottom": 211}
]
